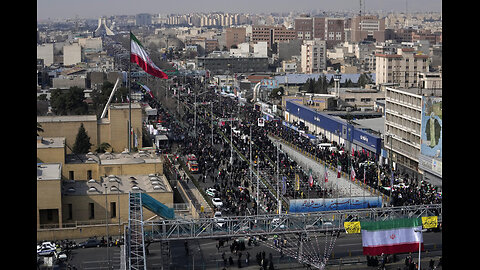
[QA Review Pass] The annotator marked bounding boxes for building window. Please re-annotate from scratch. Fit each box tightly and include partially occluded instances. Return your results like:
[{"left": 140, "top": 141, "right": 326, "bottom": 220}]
[
  {"left": 67, "top": 204, "right": 73, "bottom": 220},
  {"left": 69, "top": 171, "right": 74, "bottom": 180},
  {"left": 110, "top": 202, "right": 117, "bottom": 218},
  {"left": 87, "top": 170, "right": 92, "bottom": 180},
  {"left": 89, "top": 203, "right": 94, "bottom": 219}
]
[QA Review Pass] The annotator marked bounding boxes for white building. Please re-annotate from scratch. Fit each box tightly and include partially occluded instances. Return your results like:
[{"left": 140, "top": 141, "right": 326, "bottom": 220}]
[
  {"left": 37, "top": 43, "right": 54, "bottom": 66},
  {"left": 300, "top": 39, "right": 326, "bottom": 73},
  {"left": 63, "top": 43, "right": 82, "bottom": 66},
  {"left": 253, "top": 42, "right": 268, "bottom": 58}
]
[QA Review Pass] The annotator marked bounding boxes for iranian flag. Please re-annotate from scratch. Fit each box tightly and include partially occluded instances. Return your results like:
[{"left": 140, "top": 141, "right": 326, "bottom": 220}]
[
  {"left": 130, "top": 32, "right": 168, "bottom": 79},
  {"left": 361, "top": 218, "right": 424, "bottom": 256}
]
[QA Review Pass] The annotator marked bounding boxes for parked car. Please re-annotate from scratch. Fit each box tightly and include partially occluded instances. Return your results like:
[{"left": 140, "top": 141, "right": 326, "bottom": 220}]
[
  {"left": 212, "top": 197, "right": 223, "bottom": 208},
  {"left": 37, "top": 241, "right": 56, "bottom": 256},
  {"left": 78, "top": 238, "right": 102, "bottom": 248},
  {"left": 206, "top": 188, "right": 217, "bottom": 197}
]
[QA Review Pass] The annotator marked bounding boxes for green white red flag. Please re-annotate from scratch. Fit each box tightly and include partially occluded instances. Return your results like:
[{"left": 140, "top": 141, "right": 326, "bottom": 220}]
[
  {"left": 130, "top": 32, "right": 168, "bottom": 79},
  {"left": 361, "top": 218, "right": 424, "bottom": 256}
]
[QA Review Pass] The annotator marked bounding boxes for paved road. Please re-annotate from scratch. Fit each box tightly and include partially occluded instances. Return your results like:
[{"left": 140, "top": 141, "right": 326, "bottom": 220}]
[{"left": 143, "top": 230, "right": 441, "bottom": 270}]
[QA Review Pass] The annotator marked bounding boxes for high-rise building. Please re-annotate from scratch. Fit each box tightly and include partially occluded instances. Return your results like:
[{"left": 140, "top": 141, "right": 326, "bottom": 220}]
[
  {"left": 300, "top": 39, "right": 326, "bottom": 73},
  {"left": 136, "top": 13, "right": 152, "bottom": 26},
  {"left": 225, "top": 27, "right": 246, "bottom": 49},
  {"left": 384, "top": 85, "right": 442, "bottom": 178},
  {"left": 351, "top": 15, "right": 385, "bottom": 43},
  {"left": 295, "top": 17, "right": 345, "bottom": 48},
  {"left": 251, "top": 25, "right": 296, "bottom": 49}
]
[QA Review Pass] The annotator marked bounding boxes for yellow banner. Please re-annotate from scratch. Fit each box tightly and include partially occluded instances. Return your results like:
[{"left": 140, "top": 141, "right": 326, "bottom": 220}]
[
  {"left": 295, "top": 173, "right": 300, "bottom": 190},
  {"left": 422, "top": 216, "right": 438, "bottom": 229},
  {"left": 344, "top": 221, "right": 361, "bottom": 234}
]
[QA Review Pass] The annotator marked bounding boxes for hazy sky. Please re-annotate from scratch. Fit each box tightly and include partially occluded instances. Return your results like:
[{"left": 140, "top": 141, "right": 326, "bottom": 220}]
[{"left": 37, "top": 0, "right": 442, "bottom": 20}]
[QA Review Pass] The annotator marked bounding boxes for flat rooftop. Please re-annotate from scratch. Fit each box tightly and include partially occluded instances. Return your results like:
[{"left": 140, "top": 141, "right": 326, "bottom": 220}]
[
  {"left": 62, "top": 174, "right": 172, "bottom": 196},
  {"left": 37, "top": 163, "right": 62, "bottom": 181},
  {"left": 37, "top": 137, "right": 65, "bottom": 149},
  {"left": 65, "top": 150, "right": 163, "bottom": 165}
]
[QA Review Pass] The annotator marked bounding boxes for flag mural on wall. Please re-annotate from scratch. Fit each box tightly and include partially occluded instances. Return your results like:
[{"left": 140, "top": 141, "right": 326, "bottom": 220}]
[
  {"left": 361, "top": 218, "right": 424, "bottom": 256},
  {"left": 130, "top": 32, "right": 168, "bottom": 79}
]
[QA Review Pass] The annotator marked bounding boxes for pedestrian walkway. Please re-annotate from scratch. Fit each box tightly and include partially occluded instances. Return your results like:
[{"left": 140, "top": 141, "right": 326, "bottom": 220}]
[{"left": 270, "top": 136, "right": 377, "bottom": 199}]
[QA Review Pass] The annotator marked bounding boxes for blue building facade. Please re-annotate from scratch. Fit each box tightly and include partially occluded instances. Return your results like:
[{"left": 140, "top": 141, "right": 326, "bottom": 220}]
[{"left": 285, "top": 101, "right": 382, "bottom": 157}]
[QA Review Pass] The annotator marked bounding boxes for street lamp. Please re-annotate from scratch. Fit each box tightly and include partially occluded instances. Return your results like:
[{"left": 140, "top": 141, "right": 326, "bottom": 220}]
[{"left": 414, "top": 228, "right": 427, "bottom": 270}]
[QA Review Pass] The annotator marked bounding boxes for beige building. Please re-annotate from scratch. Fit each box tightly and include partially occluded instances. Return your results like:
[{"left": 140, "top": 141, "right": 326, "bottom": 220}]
[
  {"left": 37, "top": 103, "right": 143, "bottom": 154},
  {"left": 282, "top": 93, "right": 335, "bottom": 112},
  {"left": 37, "top": 136, "right": 172, "bottom": 240},
  {"left": 63, "top": 43, "right": 82, "bottom": 66},
  {"left": 301, "top": 39, "right": 326, "bottom": 73},
  {"left": 375, "top": 48, "right": 429, "bottom": 88}
]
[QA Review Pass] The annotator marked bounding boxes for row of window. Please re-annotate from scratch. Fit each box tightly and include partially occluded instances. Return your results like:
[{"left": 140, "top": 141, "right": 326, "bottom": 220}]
[{"left": 66, "top": 202, "right": 117, "bottom": 220}]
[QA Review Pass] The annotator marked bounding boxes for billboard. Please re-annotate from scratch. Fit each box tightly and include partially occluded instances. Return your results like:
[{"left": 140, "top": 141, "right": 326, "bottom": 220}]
[
  {"left": 289, "top": 196, "right": 382, "bottom": 213},
  {"left": 419, "top": 96, "right": 442, "bottom": 177},
  {"left": 420, "top": 96, "right": 442, "bottom": 158}
]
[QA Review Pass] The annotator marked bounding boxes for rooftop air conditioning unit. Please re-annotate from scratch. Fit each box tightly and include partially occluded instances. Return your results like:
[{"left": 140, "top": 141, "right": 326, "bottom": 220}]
[
  {"left": 132, "top": 186, "right": 140, "bottom": 191},
  {"left": 88, "top": 179, "right": 96, "bottom": 183},
  {"left": 153, "top": 185, "right": 162, "bottom": 190}
]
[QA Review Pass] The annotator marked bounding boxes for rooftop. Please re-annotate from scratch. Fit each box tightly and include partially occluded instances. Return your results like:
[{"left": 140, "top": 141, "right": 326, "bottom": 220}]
[
  {"left": 65, "top": 150, "right": 163, "bottom": 165},
  {"left": 37, "top": 163, "right": 62, "bottom": 181},
  {"left": 61, "top": 174, "right": 172, "bottom": 196},
  {"left": 37, "top": 137, "right": 65, "bottom": 149}
]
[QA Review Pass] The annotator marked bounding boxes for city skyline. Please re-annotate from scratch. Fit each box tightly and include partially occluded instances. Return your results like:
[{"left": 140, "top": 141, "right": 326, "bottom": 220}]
[{"left": 37, "top": 0, "right": 442, "bottom": 21}]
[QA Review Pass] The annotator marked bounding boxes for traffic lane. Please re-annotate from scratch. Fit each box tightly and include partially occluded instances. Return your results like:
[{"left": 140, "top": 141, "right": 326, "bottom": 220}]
[{"left": 68, "top": 246, "right": 121, "bottom": 269}]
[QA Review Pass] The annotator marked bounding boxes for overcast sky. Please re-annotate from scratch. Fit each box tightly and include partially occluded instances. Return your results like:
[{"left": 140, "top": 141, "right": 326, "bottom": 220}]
[{"left": 37, "top": 0, "right": 442, "bottom": 20}]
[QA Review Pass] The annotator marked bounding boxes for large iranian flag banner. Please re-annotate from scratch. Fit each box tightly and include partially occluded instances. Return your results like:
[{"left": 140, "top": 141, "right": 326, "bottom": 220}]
[
  {"left": 130, "top": 32, "right": 168, "bottom": 79},
  {"left": 361, "top": 218, "right": 424, "bottom": 256}
]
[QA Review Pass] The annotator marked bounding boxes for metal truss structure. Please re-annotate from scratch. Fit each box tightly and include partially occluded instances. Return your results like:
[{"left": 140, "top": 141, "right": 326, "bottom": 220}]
[{"left": 143, "top": 204, "right": 442, "bottom": 241}]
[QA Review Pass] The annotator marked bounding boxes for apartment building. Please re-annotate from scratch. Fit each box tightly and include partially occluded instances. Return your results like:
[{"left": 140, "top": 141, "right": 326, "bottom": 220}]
[
  {"left": 351, "top": 15, "right": 385, "bottom": 43},
  {"left": 300, "top": 39, "right": 326, "bottom": 73},
  {"left": 251, "top": 25, "right": 297, "bottom": 49},
  {"left": 294, "top": 17, "right": 345, "bottom": 48},
  {"left": 375, "top": 48, "right": 429, "bottom": 88},
  {"left": 225, "top": 27, "right": 246, "bottom": 49},
  {"left": 384, "top": 86, "right": 442, "bottom": 176}
]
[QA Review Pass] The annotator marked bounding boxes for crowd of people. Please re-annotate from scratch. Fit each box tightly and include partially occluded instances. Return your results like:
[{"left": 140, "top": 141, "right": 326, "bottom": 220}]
[{"left": 147, "top": 76, "right": 441, "bottom": 217}]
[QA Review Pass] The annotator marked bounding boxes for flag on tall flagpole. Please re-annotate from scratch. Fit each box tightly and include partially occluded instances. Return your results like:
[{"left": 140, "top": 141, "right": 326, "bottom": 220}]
[
  {"left": 337, "top": 161, "right": 342, "bottom": 178},
  {"left": 361, "top": 218, "right": 424, "bottom": 256},
  {"left": 324, "top": 163, "right": 328, "bottom": 183},
  {"left": 137, "top": 82, "right": 155, "bottom": 99},
  {"left": 308, "top": 168, "right": 313, "bottom": 187},
  {"left": 295, "top": 173, "right": 299, "bottom": 190},
  {"left": 130, "top": 32, "right": 168, "bottom": 79},
  {"left": 363, "top": 167, "right": 366, "bottom": 184}
]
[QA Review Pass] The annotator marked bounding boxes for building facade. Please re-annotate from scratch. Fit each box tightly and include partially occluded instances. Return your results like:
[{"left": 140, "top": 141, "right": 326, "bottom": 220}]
[
  {"left": 251, "top": 25, "right": 297, "bottom": 49},
  {"left": 384, "top": 87, "right": 441, "bottom": 176},
  {"left": 351, "top": 15, "right": 385, "bottom": 43},
  {"left": 300, "top": 39, "right": 326, "bottom": 73},
  {"left": 225, "top": 27, "right": 247, "bottom": 49},
  {"left": 375, "top": 48, "right": 429, "bottom": 88},
  {"left": 294, "top": 17, "right": 345, "bottom": 48},
  {"left": 37, "top": 103, "right": 143, "bottom": 154}
]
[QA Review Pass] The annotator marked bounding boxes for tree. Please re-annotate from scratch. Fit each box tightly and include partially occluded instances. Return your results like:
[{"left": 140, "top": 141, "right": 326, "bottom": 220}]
[
  {"left": 72, "top": 123, "right": 92, "bottom": 154},
  {"left": 95, "top": 142, "right": 111, "bottom": 153},
  {"left": 50, "top": 87, "right": 88, "bottom": 115}
]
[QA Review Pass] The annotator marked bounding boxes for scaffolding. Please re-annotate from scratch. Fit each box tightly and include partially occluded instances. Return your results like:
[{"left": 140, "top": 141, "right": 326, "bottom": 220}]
[{"left": 126, "top": 192, "right": 147, "bottom": 270}]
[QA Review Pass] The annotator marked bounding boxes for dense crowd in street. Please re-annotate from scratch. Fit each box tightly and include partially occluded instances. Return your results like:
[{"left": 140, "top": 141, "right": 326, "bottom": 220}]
[{"left": 146, "top": 76, "right": 441, "bottom": 217}]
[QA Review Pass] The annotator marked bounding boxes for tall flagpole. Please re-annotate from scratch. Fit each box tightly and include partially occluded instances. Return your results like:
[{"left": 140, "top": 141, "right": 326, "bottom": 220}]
[{"left": 128, "top": 30, "right": 132, "bottom": 152}]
